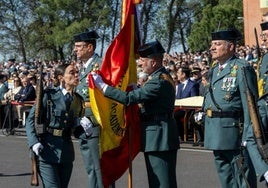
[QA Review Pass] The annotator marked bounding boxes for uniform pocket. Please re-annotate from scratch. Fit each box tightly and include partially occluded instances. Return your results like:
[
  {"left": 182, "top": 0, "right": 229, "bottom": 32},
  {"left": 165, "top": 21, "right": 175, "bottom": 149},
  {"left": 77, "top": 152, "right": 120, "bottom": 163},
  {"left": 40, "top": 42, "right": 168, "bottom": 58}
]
[{"left": 220, "top": 117, "right": 240, "bottom": 128}]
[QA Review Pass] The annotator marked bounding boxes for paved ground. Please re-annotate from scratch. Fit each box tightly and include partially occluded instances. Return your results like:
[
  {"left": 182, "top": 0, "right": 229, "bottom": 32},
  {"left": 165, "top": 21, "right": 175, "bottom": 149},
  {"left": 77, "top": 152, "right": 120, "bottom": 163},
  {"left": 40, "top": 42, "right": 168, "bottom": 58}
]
[{"left": 0, "top": 128, "right": 267, "bottom": 188}]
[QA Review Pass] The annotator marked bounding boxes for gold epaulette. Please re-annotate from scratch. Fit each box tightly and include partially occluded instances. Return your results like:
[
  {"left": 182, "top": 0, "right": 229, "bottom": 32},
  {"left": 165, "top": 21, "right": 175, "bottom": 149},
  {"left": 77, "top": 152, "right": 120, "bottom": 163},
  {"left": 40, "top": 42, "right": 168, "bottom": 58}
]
[
  {"left": 160, "top": 73, "right": 175, "bottom": 90},
  {"left": 211, "top": 61, "right": 218, "bottom": 68}
]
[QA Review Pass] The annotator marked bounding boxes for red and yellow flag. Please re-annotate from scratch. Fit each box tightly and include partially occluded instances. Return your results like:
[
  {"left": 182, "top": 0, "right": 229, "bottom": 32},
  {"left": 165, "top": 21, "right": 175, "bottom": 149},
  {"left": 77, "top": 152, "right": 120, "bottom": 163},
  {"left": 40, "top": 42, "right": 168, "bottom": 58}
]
[{"left": 88, "top": 0, "right": 141, "bottom": 187}]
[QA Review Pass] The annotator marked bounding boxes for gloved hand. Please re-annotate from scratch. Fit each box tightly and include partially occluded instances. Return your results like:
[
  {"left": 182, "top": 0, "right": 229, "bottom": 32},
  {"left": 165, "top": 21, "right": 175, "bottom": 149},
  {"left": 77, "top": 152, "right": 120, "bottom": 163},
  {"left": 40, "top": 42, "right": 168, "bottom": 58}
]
[
  {"left": 80, "top": 116, "right": 93, "bottom": 136},
  {"left": 194, "top": 111, "right": 204, "bottom": 122},
  {"left": 91, "top": 72, "right": 108, "bottom": 92},
  {"left": 32, "top": 142, "right": 43, "bottom": 156},
  {"left": 264, "top": 171, "right": 268, "bottom": 183}
]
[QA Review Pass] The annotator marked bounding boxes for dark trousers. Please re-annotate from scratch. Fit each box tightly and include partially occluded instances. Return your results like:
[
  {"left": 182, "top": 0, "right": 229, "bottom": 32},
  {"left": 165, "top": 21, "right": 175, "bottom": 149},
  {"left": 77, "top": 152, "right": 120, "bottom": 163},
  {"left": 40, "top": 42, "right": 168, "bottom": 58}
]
[
  {"left": 144, "top": 150, "right": 178, "bottom": 188},
  {"left": 174, "top": 110, "right": 185, "bottom": 139},
  {"left": 39, "top": 161, "right": 73, "bottom": 188},
  {"left": 79, "top": 134, "right": 103, "bottom": 188},
  {"left": 213, "top": 149, "right": 256, "bottom": 188}
]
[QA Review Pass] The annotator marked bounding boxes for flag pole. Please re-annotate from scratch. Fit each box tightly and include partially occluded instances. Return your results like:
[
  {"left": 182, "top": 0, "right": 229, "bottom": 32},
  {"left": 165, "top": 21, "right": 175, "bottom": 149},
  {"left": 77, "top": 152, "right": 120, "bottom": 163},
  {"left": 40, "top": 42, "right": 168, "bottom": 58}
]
[
  {"left": 121, "top": 1, "right": 133, "bottom": 188},
  {"left": 128, "top": 114, "right": 133, "bottom": 188}
]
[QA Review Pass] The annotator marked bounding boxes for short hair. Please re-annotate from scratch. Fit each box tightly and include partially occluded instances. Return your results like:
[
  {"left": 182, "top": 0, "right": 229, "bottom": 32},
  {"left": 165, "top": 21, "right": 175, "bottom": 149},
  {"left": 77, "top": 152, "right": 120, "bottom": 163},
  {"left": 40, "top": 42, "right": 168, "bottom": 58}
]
[{"left": 180, "top": 67, "right": 191, "bottom": 78}]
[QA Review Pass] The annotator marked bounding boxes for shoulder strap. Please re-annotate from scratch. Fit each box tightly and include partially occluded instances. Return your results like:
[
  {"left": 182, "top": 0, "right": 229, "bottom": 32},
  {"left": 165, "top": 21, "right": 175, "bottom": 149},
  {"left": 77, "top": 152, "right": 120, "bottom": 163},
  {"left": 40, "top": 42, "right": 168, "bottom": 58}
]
[
  {"left": 208, "top": 67, "right": 222, "bottom": 111},
  {"left": 46, "top": 92, "right": 52, "bottom": 126},
  {"left": 160, "top": 73, "right": 176, "bottom": 90}
]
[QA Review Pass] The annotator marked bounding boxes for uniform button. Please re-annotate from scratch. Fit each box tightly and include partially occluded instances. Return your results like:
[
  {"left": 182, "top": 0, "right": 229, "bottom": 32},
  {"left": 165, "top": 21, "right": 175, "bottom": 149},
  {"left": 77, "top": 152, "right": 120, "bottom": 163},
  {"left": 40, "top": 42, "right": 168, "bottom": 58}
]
[
  {"left": 64, "top": 120, "right": 67, "bottom": 123},
  {"left": 65, "top": 113, "right": 68, "bottom": 116}
]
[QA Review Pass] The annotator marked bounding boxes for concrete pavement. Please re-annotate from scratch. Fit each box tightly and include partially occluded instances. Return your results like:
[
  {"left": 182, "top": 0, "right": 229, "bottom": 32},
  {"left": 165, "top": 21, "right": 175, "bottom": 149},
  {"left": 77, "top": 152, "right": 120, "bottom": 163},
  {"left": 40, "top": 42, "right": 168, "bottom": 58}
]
[{"left": 0, "top": 130, "right": 267, "bottom": 188}]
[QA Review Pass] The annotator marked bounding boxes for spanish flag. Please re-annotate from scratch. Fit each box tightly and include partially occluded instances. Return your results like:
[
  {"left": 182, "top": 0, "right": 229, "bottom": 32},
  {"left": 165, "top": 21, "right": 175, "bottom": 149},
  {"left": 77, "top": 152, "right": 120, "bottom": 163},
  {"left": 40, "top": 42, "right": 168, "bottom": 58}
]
[{"left": 88, "top": 0, "right": 141, "bottom": 187}]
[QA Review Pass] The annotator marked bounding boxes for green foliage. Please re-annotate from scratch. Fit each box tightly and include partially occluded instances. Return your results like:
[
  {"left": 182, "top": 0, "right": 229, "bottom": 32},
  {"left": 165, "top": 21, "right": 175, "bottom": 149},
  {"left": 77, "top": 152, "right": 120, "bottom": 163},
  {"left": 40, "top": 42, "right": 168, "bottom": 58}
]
[
  {"left": 188, "top": 0, "right": 243, "bottom": 51},
  {"left": 0, "top": 0, "right": 245, "bottom": 61}
]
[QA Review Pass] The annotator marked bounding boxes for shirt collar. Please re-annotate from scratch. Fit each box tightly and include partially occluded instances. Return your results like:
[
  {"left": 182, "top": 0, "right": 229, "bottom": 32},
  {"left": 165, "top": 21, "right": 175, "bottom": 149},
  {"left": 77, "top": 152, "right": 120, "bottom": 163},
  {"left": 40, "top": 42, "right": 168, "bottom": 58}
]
[
  {"left": 84, "top": 53, "right": 97, "bottom": 69},
  {"left": 182, "top": 79, "right": 189, "bottom": 85},
  {"left": 60, "top": 86, "right": 71, "bottom": 96}
]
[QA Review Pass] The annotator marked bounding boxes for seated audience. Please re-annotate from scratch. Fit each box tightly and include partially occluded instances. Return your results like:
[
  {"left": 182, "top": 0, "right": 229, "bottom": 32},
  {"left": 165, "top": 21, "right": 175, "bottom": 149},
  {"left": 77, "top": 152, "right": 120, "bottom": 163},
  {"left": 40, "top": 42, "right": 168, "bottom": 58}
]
[{"left": 14, "top": 77, "right": 36, "bottom": 127}]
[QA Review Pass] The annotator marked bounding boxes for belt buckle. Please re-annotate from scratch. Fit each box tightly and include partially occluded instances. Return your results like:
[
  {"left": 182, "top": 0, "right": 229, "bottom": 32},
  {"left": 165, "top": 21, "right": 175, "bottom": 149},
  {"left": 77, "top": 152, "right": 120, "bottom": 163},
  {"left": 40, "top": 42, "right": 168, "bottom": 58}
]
[
  {"left": 206, "top": 109, "right": 212, "bottom": 117},
  {"left": 53, "top": 129, "right": 63, "bottom": 136}
]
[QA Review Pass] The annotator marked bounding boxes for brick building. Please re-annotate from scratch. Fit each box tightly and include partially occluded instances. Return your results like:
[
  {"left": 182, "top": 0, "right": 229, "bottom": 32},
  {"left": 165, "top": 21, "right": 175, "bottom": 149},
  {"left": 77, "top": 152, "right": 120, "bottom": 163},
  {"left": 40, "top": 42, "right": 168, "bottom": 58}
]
[{"left": 243, "top": 0, "right": 268, "bottom": 46}]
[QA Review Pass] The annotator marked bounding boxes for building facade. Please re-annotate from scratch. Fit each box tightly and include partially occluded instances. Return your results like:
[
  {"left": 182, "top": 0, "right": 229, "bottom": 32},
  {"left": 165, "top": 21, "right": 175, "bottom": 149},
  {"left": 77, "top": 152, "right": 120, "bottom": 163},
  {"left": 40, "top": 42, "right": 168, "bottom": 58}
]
[{"left": 243, "top": 0, "right": 268, "bottom": 46}]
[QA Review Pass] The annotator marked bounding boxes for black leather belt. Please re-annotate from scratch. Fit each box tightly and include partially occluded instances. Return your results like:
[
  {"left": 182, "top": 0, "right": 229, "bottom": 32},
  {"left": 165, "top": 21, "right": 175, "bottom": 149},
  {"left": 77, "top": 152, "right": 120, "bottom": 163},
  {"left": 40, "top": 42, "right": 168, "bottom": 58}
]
[
  {"left": 46, "top": 127, "right": 71, "bottom": 138},
  {"left": 206, "top": 109, "right": 242, "bottom": 118},
  {"left": 141, "top": 113, "right": 174, "bottom": 122}
]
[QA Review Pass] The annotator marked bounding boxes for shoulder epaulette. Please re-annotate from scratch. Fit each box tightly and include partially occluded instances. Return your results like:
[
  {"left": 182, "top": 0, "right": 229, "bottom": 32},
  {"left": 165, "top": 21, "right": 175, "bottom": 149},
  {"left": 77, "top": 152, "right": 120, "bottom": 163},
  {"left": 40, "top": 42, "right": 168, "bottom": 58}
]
[{"left": 160, "top": 73, "right": 175, "bottom": 90}]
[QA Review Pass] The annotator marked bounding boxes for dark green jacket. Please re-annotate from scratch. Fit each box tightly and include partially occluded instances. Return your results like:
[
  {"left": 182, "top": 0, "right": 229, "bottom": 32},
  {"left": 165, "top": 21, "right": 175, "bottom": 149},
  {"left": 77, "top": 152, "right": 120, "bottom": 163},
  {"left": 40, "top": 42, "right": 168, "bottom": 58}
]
[
  {"left": 204, "top": 56, "right": 268, "bottom": 180},
  {"left": 26, "top": 87, "right": 84, "bottom": 163},
  {"left": 104, "top": 67, "right": 179, "bottom": 152}
]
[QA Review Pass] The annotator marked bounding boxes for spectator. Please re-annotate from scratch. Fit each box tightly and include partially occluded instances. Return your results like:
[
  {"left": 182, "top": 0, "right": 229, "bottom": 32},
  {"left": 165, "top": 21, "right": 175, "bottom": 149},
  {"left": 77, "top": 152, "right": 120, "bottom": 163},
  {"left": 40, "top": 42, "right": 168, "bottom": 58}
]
[
  {"left": 174, "top": 67, "right": 199, "bottom": 140},
  {"left": 0, "top": 74, "right": 9, "bottom": 127},
  {"left": 14, "top": 76, "right": 36, "bottom": 127},
  {"left": 27, "top": 73, "right": 37, "bottom": 89}
]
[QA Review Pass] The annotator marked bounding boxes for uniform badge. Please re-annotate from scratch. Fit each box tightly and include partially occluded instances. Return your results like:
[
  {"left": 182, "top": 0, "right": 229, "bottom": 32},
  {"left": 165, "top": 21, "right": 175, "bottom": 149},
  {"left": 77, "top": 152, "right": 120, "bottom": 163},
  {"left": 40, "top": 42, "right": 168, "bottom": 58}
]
[
  {"left": 82, "top": 88, "right": 88, "bottom": 95},
  {"left": 93, "top": 63, "right": 99, "bottom": 71},
  {"left": 224, "top": 92, "right": 232, "bottom": 101},
  {"left": 230, "top": 65, "right": 238, "bottom": 77}
]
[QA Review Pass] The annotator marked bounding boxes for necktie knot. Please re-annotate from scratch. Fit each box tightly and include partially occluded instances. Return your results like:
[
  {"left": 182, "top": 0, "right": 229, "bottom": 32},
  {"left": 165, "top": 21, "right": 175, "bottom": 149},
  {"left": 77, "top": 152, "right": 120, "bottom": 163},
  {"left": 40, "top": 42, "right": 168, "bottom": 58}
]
[{"left": 65, "top": 93, "right": 73, "bottom": 110}]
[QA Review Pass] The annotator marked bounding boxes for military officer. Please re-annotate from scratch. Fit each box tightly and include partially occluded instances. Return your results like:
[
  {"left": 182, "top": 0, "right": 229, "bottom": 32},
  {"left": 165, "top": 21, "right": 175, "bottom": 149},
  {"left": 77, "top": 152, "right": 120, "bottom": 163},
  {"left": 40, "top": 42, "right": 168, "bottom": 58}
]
[
  {"left": 26, "top": 63, "right": 86, "bottom": 188},
  {"left": 73, "top": 30, "right": 103, "bottom": 188},
  {"left": 257, "top": 93, "right": 268, "bottom": 142},
  {"left": 92, "top": 40, "right": 179, "bottom": 188},
  {"left": 257, "top": 19, "right": 268, "bottom": 96},
  {"left": 204, "top": 28, "right": 268, "bottom": 188}
]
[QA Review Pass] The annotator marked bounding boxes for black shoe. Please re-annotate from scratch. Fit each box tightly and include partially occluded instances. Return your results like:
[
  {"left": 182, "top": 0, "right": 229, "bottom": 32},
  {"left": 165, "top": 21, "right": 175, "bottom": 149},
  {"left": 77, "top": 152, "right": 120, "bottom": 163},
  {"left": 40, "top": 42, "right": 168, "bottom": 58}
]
[
  {"left": 192, "top": 139, "right": 201, "bottom": 146},
  {"left": 192, "top": 142, "right": 200, "bottom": 146},
  {"left": 17, "top": 121, "right": 23, "bottom": 128}
]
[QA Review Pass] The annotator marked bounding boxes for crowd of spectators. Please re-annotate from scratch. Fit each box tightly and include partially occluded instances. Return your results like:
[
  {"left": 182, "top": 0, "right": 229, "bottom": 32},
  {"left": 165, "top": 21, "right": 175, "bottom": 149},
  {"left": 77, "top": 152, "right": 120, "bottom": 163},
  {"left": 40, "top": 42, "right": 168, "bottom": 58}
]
[{"left": 0, "top": 43, "right": 264, "bottom": 131}]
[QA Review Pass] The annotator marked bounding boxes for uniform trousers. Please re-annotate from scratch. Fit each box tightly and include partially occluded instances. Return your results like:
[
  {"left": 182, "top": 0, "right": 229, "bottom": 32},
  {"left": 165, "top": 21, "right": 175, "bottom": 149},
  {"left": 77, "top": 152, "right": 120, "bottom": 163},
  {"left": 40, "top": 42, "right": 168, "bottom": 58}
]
[
  {"left": 79, "top": 126, "right": 103, "bottom": 188},
  {"left": 39, "top": 160, "right": 73, "bottom": 188},
  {"left": 213, "top": 149, "right": 256, "bottom": 188},
  {"left": 144, "top": 150, "right": 177, "bottom": 188}
]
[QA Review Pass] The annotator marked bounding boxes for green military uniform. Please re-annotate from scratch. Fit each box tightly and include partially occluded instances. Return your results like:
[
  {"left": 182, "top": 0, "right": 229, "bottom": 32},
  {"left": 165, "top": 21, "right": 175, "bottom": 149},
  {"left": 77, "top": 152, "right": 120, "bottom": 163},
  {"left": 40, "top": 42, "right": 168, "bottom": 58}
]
[
  {"left": 104, "top": 63, "right": 179, "bottom": 188},
  {"left": 26, "top": 87, "right": 84, "bottom": 188},
  {"left": 74, "top": 30, "right": 103, "bottom": 188},
  {"left": 204, "top": 55, "right": 268, "bottom": 187},
  {"left": 75, "top": 53, "right": 103, "bottom": 188},
  {"left": 257, "top": 53, "right": 268, "bottom": 96},
  {"left": 258, "top": 22, "right": 268, "bottom": 96},
  {"left": 257, "top": 93, "right": 268, "bottom": 143}
]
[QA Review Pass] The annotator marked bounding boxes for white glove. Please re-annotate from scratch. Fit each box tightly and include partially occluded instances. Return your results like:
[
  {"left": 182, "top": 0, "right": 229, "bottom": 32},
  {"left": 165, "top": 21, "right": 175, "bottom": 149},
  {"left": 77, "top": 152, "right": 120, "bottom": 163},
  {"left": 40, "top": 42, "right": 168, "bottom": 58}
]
[
  {"left": 80, "top": 116, "right": 93, "bottom": 136},
  {"left": 32, "top": 142, "right": 43, "bottom": 156},
  {"left": 92, "top": 73, "right": 108, "bottom": 92},
  {"left": 264, "top": 171, "right": 268, "bottom": 183},
  {"left": 194, "top": 112, "right": 204, "bottom": 122}
]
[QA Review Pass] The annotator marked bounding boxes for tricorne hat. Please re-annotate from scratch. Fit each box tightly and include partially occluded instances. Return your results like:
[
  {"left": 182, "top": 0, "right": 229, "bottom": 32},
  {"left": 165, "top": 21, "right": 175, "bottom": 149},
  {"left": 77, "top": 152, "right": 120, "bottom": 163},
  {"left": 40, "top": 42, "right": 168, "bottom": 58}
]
[
  {"left": 211, "top": 28, "right": 242, "bottom": 41},
  {"left": 261, "top": 22, "right": 268, "bottom": 31},
  {"left": 138, "top": 40, "right": 165, "bottom": 58},
  {"left": 73, "top": 30, "right": 100, "bottom": 42}
]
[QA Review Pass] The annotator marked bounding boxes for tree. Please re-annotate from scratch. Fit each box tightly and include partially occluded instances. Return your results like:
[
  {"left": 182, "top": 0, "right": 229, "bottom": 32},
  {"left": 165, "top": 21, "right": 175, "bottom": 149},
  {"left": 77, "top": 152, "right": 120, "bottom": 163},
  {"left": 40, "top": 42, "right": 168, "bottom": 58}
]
[
  {"left": 0, "top": 0, "right": 34, "bottom": 62},
  {"left": 188, "top": 0, "right": 243, "bottom": 52}
]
